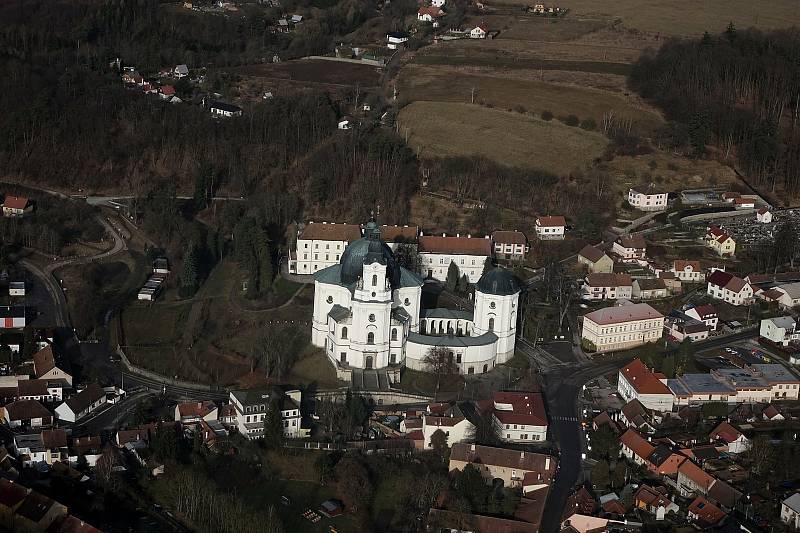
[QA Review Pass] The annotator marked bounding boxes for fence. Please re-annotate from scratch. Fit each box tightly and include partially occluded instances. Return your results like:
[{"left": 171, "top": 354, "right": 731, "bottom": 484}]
[
  {"left": 116, "top": 345, "right": 222, "bottom": 392},
  {"left": 313, "top": 388, "right": 432, "bottom": 406},
  {"left": 285, "top": 438, "right": 414, "bottom": 454}
]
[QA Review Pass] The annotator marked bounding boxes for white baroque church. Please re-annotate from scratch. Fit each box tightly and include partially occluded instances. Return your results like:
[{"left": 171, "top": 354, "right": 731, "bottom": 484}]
[{"left": 311, "top": 221, "right": 521, "bottom": 376}]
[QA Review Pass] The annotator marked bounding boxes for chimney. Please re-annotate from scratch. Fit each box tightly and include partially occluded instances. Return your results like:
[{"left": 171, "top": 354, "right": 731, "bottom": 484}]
[
  {"left": 470, "top": 443, "right": 475, "bottom": 451},
  {"left": 456, "top": 233, "right": 460, "bottom": 238},
  {"left": 442, "top": 233, "right": 446, "bottom": 237},
  {"left": 467, "top": 234, "right": 471, "bottom": 238},
  {"left": 520, "top": 451, "right": 525, "bottom": 459},
  {"left": 545, "top": 457, "right": 550, "bottom": 470}
]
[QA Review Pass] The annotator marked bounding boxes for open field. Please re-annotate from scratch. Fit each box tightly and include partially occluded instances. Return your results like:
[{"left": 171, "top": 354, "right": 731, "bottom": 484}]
[
  {"left": 399, "top": 65, "right": 663, "bottom": 131},
  {"left": 397, "top": 101, "right": 608, "bottom": 173},
  {"left": 485, "top": 0, "right": 800, "bottom": 36},
  {"left": 229, "top": 59, "right": 381, "bottom": 87}
]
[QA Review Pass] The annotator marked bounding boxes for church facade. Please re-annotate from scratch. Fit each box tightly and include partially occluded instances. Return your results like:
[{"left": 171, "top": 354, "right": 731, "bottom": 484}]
[{"left": 311, "top": 221, "right": 520, "bottom": 376}]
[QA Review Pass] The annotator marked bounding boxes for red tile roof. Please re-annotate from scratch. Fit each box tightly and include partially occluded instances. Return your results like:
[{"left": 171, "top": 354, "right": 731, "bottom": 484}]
[
  {"left": 584, "top": 303, "right": 663, "bottom": 326},
  {"left": 688, "top": 496, "right": 725, "bottom": 527},
  {"left": 298, "top": 222, "right": 361, "bottom": 242},
  {"left": 678, "top": 459, "right": 715, "bottom": 490},
  {"left": 619, "top": 428, "right": 655, "bottom": 460},
  {"left": 578, "top": 244, "right": 607, "bottom": 263},
  {"left": 492, "top": 391, "right": 548, "bottom": 427},
  {"left": 177, "top": 400, "right": 217, "bottom": 419},
  {"left": 418, "top": 6, "right": 444, "bottom": 16},
  {"left": 492, "top": 230, "right": 527, "bottom": 245},
  {"left": 380, "top": 225, "right": 418, "bottom": 243},
  {"left": 709, "top": 421, "right": 742, "bottom": 443},
  {"left": 620, "top": 359, "right": 671, "bottom": 395},
  {"left": 536, "top": 215, "right": 566, "bottom": 227},
  {"left": 160, "top": 85, "right": 175, "bottom": 95},
  {"left": 32, "top": 345, "right": 57, "bottom": 377},
  {"left": 0, "top": 479, "right": 28, "bottom": 508},
  {"left": 617, "top": 234, "right": 646, "bottom": 250},
  {"left": 3, "top": 196, "right": 29, "bottom": 210},
  {"left": 585, "top": 273, "right": 632, "bottom": 288},
  {"left": 450, "top": 443, "right": 556, "bottom": 480},
  {"left": 418, "top": 235, "right": 492, "bottom": 256},
  {"left": 674, "top": 260, "right": 701, "bottom": 272}
]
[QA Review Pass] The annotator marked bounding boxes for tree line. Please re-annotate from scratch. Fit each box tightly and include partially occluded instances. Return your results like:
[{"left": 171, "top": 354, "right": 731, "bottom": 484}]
[{"left": 630, "top": 26, "right": 800, "bottom": 195}]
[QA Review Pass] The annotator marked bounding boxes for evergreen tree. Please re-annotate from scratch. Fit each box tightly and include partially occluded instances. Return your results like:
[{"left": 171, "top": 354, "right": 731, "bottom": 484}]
[
  {"left": 482, "top": 257, "right": 494, "bottom": 276},
  {"left": 180, "top": 245, "right": 199, "bottom": 297},
  {"left": 445, "top": 261, "right": 460, "bottom": 291},
  {"left": 263, "top": 400, "right": 285, "bottom": 449},
  {"left": 193, "top": 163, "right": 212, "bottom": 211},
  {"left": 457, "top": 274, "right": 469, "bottom": 294}
]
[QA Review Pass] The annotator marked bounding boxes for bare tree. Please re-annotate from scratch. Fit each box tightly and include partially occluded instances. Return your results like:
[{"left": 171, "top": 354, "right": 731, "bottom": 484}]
[{"left": 423, "top": 346, "right": 458, "bottom": 394}]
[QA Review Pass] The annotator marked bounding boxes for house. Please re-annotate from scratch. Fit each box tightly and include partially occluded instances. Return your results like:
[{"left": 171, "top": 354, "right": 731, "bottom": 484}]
[
  {"left": 676, "top": 459, "right": 716, "bottom": 498},
  {"left": 0, "top": 306, "right": 25, "bottom": 329},
  {"left": 781, "top": 493, "right": 800, "bottom": 528},
  {"left": 2, "top": 196, "right": 33, "bottom": 217},
  {"left": 665, "top": 311, "right": 709, "bottom": 342},
  {"left": 209, "top": 101, "right": 242, "bottom": 118},
  {"left": 733, "top": 197, "right": 755, "bottom": 209},
  {"left": 632, "top": 278, "right": 667, "bottom": 300},
  {"left": 760, "top": 316, "right": 799, "bottom": 346},
  {"left": 633, "top": 485, "right": 679, "bottom": 521},
  {"left": 668, "top": 364, "right": 800, "bottom": 404},
  {"left": 0, "top": 479, "right": 30, "bottom": 529},
  {"left": 687, "top": 496, "right": 726, "bottom": 528},
  {"left": 709, "top": 421, "right": 750, "bottom": 453},
  {"left": 705, "top": 226, "right": 736, "bottom": 256},
  {"left": 229, "top": 389, "right": 304, "bottom": 440},
  {"left": 762, "top": 404, "right": 784, "bottom": 421},
  {"left": 17, "top": 379, "right": 64, "bottom": 403},
  {"left": 618, "top": 399, "right": 657, "bottom": 433},
  {"left": 68, "top": 435, "right": 103, "bottom": 467},
  {"left": 3, "top": 400, "right": 52, "bottom": 429},
  {"left": 532, "top": 215, "right": 565, "bottom": 240},
  {"left": 175, "top": 401, "right": 218, "bottom": 425},
  {"left": 422, "top": 403, "right": 474, "bottom": 448},
  {"left": 290, "top": 222, "right": 363, "bottom": 274},
  {"left": 428, "top": 509, "right": 536, "bottom": 533},
  {"left": 54, "top": 384, "right": 106, "bottom": 423},
  {"left": 431, "top": 0, "right": 445, "bottom": 6},
  {"left": 706, "top": 270, "right": 752, "bottom": 306},
  {"left": 617, "top": 359, "right": 673, "bottom": 411},
  {"left": 32, "top": 345, "right": 72, "bottom": 385},
  {"left": 671, "top": 260, "right": 704, "bottom": 282},
  {"left": 49, "top": 515, "right": 103, "bottom": 533},
  {"left": 386, "top": 31, "right": 409, "bottom": 49},
  {"left": 174, "top": 64, "right": 189, "bottom": 77},
  {"left": 581, "top": 303, "right": 664, "bottom": 354},
  {"left": 628, "top": 184, "right": 668, "bottom": 211},
  {"left": 561, "top": 514, "right": 611, "bottom": 533},
  {"left": 577, "top": 245, "right": 613, "bottom": 274},
  {"left": 417, "top": 6, "right": 444, "bottom": 21},
  {"left": 581, "top": 273, "right": 632, "bottom": 301},
  {"left": 591, "top": 411, "right": 620, "bottom": 434},
  {"left": 612, "top": 234, "right": 646, "bottom": 261},
  {"left": 772, "top": 282, "right": 800, "bottom": 309},
  {"left": 449, "top": 443, "right": 556, "bottom": 490},
  {"left": 159, "top": 85, "right": 175, "bottom": 99},
  {"left": 12, "top": 490, "right": 68, "bottom": 531},
  {"left": 492, "top": 390, "right": 548, "bottom": 443},
  {"left": 8, "top": 282, "right": 24, "bottom": 297},
  {"left": 619, "top": 428, "right": 654, "bottom": 467},
  {"left": 757, "top": 207, "right": 772, "bottom": 223},
  {"left": 13, "top": 429, "right": 67, "bottom": 466},
  {"left": 491, "top": 230, "right": 529, "bottom": 261},
  {"left": 116, "top": 424, "right": 158, "bottom": 449},
  {"left": 418, "top": 234, "right": 492, "bottom": 283},
  {"left": 469, "top": 24, "right": 488, "bottom": 39},
  {"left": 685, "top": 304, "right": 719, "bottom": 331},
  {"left": 337, "top": 117, "right": 352, "bottom": 130}
]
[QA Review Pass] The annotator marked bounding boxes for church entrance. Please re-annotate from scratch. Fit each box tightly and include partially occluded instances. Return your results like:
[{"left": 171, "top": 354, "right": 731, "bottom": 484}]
[{"left": 365, "top": 355, "right": 374, "bottom": 369}]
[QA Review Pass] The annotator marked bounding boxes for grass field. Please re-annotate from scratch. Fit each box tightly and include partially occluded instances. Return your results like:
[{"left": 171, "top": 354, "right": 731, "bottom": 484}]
[
  {"left": 399, "top": 65, "right": 663, "bottom": 131},
  {"left": 396, "top": 101, "right": 608, "bottom": 173}
]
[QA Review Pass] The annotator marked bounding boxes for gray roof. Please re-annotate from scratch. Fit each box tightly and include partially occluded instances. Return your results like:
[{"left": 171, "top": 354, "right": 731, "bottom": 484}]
[
  {"left": 315, "top": 263, "right": 422, "bottom": 290},
  {"left": 784, "top": 493, "right": 800, "bottom": 513},
  {"left": 751, "top": 364, "right": 799, "bottom": 384},
  {"left": 392, "top": 307, "right": 411, "bottom": 322},
  {"left": 476, "top": 268, "right": 520, "bottom": 296},
  {"left": 777, "top": 282, "right": 800, "bottom": 299},
  {"left": 765, "top": 316, "right": 797, "bottom": 330},
  {"left": 716, "top": 368, "right": 769, "bottom": 389},
  {"left": 407, "top": 331, "right": 497, "bottom": 347},
  {"left": 231, "top": 389, "right": 274, "bottom": 407},
  {"left": 328, "top": 304, "right": 350, "bottom": 322},
  {"left": 421, "top": 308, "right": 473, "bottom": 320},
  {"left": 667, "top": 374, "right": 736, "bottom": 396}
]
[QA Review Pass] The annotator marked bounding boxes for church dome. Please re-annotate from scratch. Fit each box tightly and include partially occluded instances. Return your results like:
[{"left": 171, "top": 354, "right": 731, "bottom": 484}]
[
  {"left": 340, "top": 222, "right": 401, "bottom": 288},
  {"left": 476, "top": 268, "right": 521, "bottom": 296}
]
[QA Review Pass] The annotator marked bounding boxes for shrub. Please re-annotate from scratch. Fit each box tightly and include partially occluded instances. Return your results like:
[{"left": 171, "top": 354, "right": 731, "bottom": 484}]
[
  {"left": 580, "top": 117, "right": 597, "bottom": 130},
  {"left": 541, "top": 110, "right": 553, "bottom": 121},
  {"left": 563, "top": 114, "right": 580, "bottom": 127},
  {"left": 513, "top": 104, "right": 527, "bottom": 114}
]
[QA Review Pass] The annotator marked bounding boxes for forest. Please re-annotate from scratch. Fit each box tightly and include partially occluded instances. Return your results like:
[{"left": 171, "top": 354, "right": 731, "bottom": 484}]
[{"left": 630, "top": 26, "right": 800, "bottom": 196}]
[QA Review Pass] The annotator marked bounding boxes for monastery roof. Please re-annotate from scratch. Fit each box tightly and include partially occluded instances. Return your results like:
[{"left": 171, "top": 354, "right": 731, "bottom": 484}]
[
  {"left": 418, "top": 235, "right": 492, "bottom": 256},
  {"left": 298, "top": 222, "right": 361, "bottom": 242},
  {"left": 584, "top": 303, "right": 662, "bottom": 326},
  {"left": 492, "top": 230, "right": 527, "bottom": 244}
]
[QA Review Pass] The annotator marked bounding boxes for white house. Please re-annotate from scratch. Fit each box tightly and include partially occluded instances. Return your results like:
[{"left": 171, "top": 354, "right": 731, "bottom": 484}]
[
  {"left": 632, "top": 278, "right": 667, "bottom": 300},
  {"left": 581, "top": 303, "right": 664, "bottom": 354},
  {"left": 417, "top": 6, "right": 444, "bottom": 21},
  {"left": 492, "top": 391, "right": 548, "bottom": 443},
  {"left": 578, "top": 245, "right": 614, "bottom": 274},
  {"left": 54, "top": 384, "right": 107, "bottom": 423},
  {"left": 685, "top": 304, "right": 719, "bottom": 331},
  {"left": 671, "top": 260, "right": 704, "bottom": 282},
  {"left": 2, "top": 195, "right": 33, "bottom": 217},
  {"left": 491, "top": 230, "right": 529, "bottom": 261},
  {"left": 470, "top": 25, "right": 488, "bottom": 39},
  {"left": 628, "top": 184, "right": 668, "bottom": 211},
  {"left": 535, "top": 215, "right": 565, "bottom": 240},
  {"left": 706, "top": 271, "right": 752, "bottom": 306},
  {"left": 290, "top": 222, "right": 362, "bottom": 275},
  {"left": 4, "top": 400, "right": 52, "bottom": 429},
  {"left": 705, "top": 226, "right": 736, "bottom": 256},
  {"left": 386, "top": 31, "right": 409, "bottom": 49},
  {"left": 581, "top": 273, "right": 632, "bottom": 301},
  {"left": 8, "top": 282, "right": 25, "bottom": 297},
  {"left": 773, "top": 282, "right": 800, "bottom": 309},
  {"left": 418, "top": 234, "right": 492, "bottom": 283},
  {"left": 612, "top": 234, "right": 646, "bottom": 261},
  {"left": 709, "top": 421, "right": 750, "bottom": 454},
  {"left": 229, "top": 389, "right": 304, "bottom": 440},
  {"left": 13, "top": 430, "right": 67, "bottom": 467},
  {"left": 422, "top": 403, "right": 474, "bottom": 448},
  {"left": 337, "top": 118, "right": 352, "bottom": 130},
  {"left": 174, "top": 64, "right": 189, "bottom": 78},
  {"left": 617, "top": 359, "right": 673, "bottom": 412},
  {"left": 760, "top": 316, "right": 799, "bottom": 346},
  {"left": 209, "top": 101, "right": 242, "bottom": 118},
  {"left": 431, "top": 0, "right": 445, "bottom": 6},
  {"left": 781, "top": 493, "right": 800, "bottom": 529},
  {"left": 757, "top": 208, "right": 773, "bottom": 224},
  {"left": 33, "top": 345, "right": 72, "bottom": 385}
]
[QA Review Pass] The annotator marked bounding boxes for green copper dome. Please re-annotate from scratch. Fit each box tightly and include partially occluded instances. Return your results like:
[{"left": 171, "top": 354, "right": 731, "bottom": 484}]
[
  {"left": 476, "top": 268, "right": 520, "bottom": 296},
  {"left": 340, "top": 224, "right": 401, "bottom": 288}
]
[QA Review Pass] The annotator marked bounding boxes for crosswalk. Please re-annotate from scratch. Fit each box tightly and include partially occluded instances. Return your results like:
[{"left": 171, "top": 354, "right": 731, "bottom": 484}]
[{"left": 551, "top": 416, "right": 580, "bottom": 422}]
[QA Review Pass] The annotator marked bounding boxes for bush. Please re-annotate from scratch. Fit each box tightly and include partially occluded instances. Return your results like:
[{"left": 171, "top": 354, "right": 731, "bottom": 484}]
[
  {"left": 580, "top": 118, "right": 597, "bottom": 130},
  {"left": 541, "top": 110, "right": 553, "bottom": 121},
  {"left": 513, "top": 104, "right": 527, "bottom": 114},
  {"left": 562, "top": 114, "right": 580, "bottom": 127}
]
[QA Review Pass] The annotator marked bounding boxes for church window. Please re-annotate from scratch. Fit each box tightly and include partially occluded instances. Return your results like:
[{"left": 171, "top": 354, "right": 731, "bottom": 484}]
[
  {"left": 314, "top": 254, "right": 318, "bottom": 260},
  {"left": 367, "top": 332, "right": 375, "bottom": 344},
  {"left": 488, "top": 318, "right": 494, "bottom": 332},
  {"left": 369, "top": 314, "right": 376, "bottom": 322},
  {"left": 341, "top": 327, "right": 348, "bottom": 339},
  {"left": 404, "top": 298, "right": 410, "bottom": 306},
  {"left": 303, "top": 254, "right": 307, "bottom": 259},
  {"left": 340, "top": 353, "right": 347, "bottom": 363},
  {"left": 326, "top": 296, "right": 333, "bottom": 303},
  {"left": 390, "top": 353, "right": 396, "bottom": 364},
  {"left": 489, "top": 302, "right": 496, "bottom": 309},
  {"left": 391, "top": 329, "right": 398, "bottom": 341},
  {"left": 456, "top": 354, "right": 461, "bottom": 364},
  {"left": 482, "top": 364, "right": 488, "bottom": 373},
  {"left": 372, "top": 274, "right": 378, "bottom": 287},
  {"left": 326, "top": 254, "right": 329, "bottom": 260}
]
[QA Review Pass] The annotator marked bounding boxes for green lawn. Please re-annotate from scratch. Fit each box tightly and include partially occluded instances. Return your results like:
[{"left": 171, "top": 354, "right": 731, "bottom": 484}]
[{"left": 121, "top": 301, "right": 191, "bottom": 345}]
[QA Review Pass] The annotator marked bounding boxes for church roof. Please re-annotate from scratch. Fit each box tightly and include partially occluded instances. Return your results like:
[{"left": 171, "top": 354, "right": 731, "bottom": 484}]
[
  {"left": 408, "top": 331, "right": 498, "bottom": 347},
  {"left": 328, "top": 304, "right": 350, "bottom": 322},
  {"left": 476, "top": 268, "right": 521, "bottom": 296}
]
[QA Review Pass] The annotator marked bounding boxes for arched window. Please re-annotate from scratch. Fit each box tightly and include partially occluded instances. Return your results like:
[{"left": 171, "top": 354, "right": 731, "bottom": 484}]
[
  {"left": 488, "top": 317, "right": 495, "bottom": 332},
  {"left": 391, "top": 328, "right": 398, "bottom": 341},
  {"left": 372, "top": 274, "right": 378, "bottom": 287},
  {"left": 367, "top": 332, "right": 375, "bottom": 344},
  {"left": 341, "top": 327, "right": 348, "bottom": 339},
  {"left": 482, "top": 364, "right": 488, "bottom": 373}
]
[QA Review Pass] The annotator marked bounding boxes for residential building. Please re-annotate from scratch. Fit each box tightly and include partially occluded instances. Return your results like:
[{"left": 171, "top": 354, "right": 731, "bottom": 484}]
[
  {"left": 386, "top": 31, "right": 409, "bottom": 49},
  {"left": 633, "top": 485, "right": 679, "bottom": 521},
  {"left": 469, "top": 24, "right": 488, "bottom": 39},
  {"left": 658, "top": 271, "right": 682, "bottom": 294},
  {"left": 229, "top": 389, "right": 303, "bottom": 440},
  {"left": 612, "top": 234, "right": 646, "bottom": 261},
  {"left": 772, "top": 282, "right": 800, "bottom": 309},
  {"left": 421, "top": 403, "right": 474, "bottom": 448},
  {"left": 706, "top": 270, "right": 752, "bottom": 306},
  {"left": 17, "top": 379, "right": 64, "bottom": 403},
  {"left": 760, "top": 316, "right": 799, "bottom": 346},
  {"left": 781, "top": 493, "right": 800, "bottom": 528},
  {"left": 705, "top": 226, "right": 736, "bottom": 256},
  {"left": 667, "top": 364, "right": 800, "bottom": 404},
  {"left": 687, "top": 496, "right": 726, "bottom": 528},
  {"left": 175, "top": 401, "right": 218, "bottom": 425},
  {"left": 448, "top": 443, "right": 557, "bottom": 490},
  {"left": 671, "top": 260, "right": 704, "bottom": 282},
  {"left": 535, "top": 216, "right": 566, "bottom": 240},
  {"left": 32, "top": 345, "right": 72, "bottom": 385},
  {"left": 418, "top": 234, "right": 492, "bottom": 283},
  {"left": 632, "top": 278, "right": 667, "bottom": 300},
  {"left": 757, "top": 207, "right": 773, "bottom": 223},
  {"left": 492, "top": 391, "right": 548, "bottom": 443},
  {"left": 8, "top": 282, "right": 24, "bottom": 297},
  {"left": 3, "top": 400, "right": 52, "bottom": 429},
  {"left": 581, "top": 273, "right": 632, "bottom": 301},
  {"left": 209, "top": 101, "right": 242, "bottom": 117},
  {"left": 685, "top": 305, "right": 719, "bottom": 331},
  {"left": 709, "top": 421, "right": 750, "bottom": 453},
  {"left": 1, "top": 196, "right": 33, "bottom": 217},
  {"left": 428, "top": 509, "right": 536, "bottom": 533},
  {"left": 11, "top": 490, "right": 68, "bottom": 532},
  {"left": 617, "top": 359, "right": 673, "bottom": 411},
  {"left": 417, "top": 6, "right": 444, "bottom": 21},
  {"left": 12, "top": 429, "right": 67, "bottom": 467},
  {"left": 665, "top": 311, "right": 709, "bottom": 342},
  {"left": 54, "top": 384, "right": 107, "bottom": 422},
  {"left": 0, "top": 306, "right": 25, "bottom": 329},
  {"left": 577, "top": 245, "right": 613, "bottom": 274},
  {"left": 628, "top": 184, "right": 668, "bottom": 211},
  {"left": 491, "top": 230, "right": 529, "bottom": 261},
  {"left": 290, "top": 221, "right": 362, "bottom": 275},
  {"left": 734, "top": 197, "right": 755, "bottom": 209},
  {"left": 617, "top": 399, "right": 658, "bottom": 434},
  {"left": 581, "top": 303, "right": 664, "bottom": 354},
  {"left": 174, "top": 64, "right": 189, "bottom": 77},
  {"left": 619, "top": 428, "right": 654, "bottom": 467}
]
